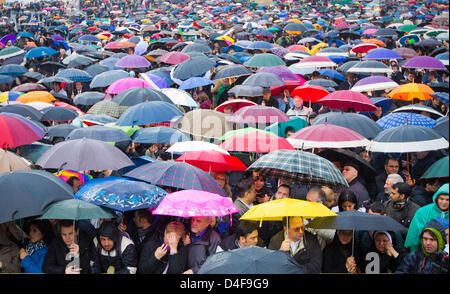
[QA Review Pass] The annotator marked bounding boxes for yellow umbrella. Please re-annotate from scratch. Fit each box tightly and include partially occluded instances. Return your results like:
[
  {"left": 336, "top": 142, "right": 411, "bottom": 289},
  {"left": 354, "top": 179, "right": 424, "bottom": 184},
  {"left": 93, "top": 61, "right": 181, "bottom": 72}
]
[
  {"left": 240, "top": 198, "right": 337, "bottom": 223},
  {"left": 96, "top": 34, "right": 109, "bottom": 40},
  {"left": 288, "top": 19, "right": 302, "bottom": 24},
  {"left": 388, "top": 83, "right": 435, "bottom": 101},
  {"left": 310, "top": 42, "right": 328, "bottom": 55},
  {"left": 216, "top": 35, "right": 235, "bottom": 45}
]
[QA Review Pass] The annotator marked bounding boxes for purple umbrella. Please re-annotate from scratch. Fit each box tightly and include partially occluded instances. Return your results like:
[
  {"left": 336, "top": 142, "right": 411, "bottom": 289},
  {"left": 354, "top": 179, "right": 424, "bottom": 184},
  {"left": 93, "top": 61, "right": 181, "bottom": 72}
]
[
  {"left": 258, "top": 66, "right": 302, "bottom": 82},
  {"left": 226, "top": 105, "right": 290, "bottom": 124},
  {"left": 3, "top": 55, "right": 24, "bottom": 65},
  {"left": 363, "top": 48, "right": 403, "bottom": 60},
  {"left": 402, "top": 56, "right": 447, "bottom": 70},
  {"left": 270, "top": 47, "right": 289, "bottom": 58},
  {"left": 0, "top": 34, "right": 16, "bottom": 45},
  {"left": 50, "top": 34, "right": 64, "bottom": 41},
  {"left": 115, "top": 54, "right": 151, "bottom": 68},
  {"left": 142, "top": 73, "right": 169, "bottom": 88},
  {"left": 351, "top": 76, "right": 399, "bottom": 92},
  {"left": 134, "top": 41, "right": 149, "bottom": 56}
]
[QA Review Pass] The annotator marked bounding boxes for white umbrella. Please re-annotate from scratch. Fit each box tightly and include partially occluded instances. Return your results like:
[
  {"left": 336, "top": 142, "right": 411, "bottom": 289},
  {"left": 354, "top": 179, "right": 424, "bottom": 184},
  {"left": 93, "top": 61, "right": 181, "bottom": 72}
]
[
  {"left": 166, "top": 141, "right": 230, "bottom": 155},
  {"left": 160, "top": 88, "right": 198, "bottom": 108}
]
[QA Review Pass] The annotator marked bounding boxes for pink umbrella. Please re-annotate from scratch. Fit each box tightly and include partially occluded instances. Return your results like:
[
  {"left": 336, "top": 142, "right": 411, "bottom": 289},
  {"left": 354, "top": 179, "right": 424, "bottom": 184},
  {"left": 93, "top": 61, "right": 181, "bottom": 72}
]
[
  {"left": 226, "top": 105, "right": 290, "bottom": 124},
  {"left": 105, "top": 78, "right": 153, "bottom": 94},
  {"left": 152, "top": 190, "right": 240, "bottom": 218},
  {"left": 115, "top": 54, "right": 151, "bottom": 68},
  {"left": 362, "top": 28, "right": 378, "bottom": 36},
  {"left": 318, "top": 90, "right": 377, "bottom": 112},
  {"left": 215, "top": 99, "right": 257, "bottom": 113},
  {"left": 286, "top": 123, "right": 370, "bottom": 149},
  {"left": 26, "top": 101, "right": 54, "bottom": 111},
  {"left": 220, "top": 132, "right": 295, "bottom": 153},
  {"left": 157, "top": 51, "right": 191, "bottom": 65}
]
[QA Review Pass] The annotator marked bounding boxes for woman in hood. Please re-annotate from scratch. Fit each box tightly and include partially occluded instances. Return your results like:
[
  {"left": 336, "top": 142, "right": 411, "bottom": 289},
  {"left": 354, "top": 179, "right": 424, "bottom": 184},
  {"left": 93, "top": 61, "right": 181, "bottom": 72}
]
[
  {"left": 405, "top": 183, "right": 449, "bottom": 252},
  {"left": 322, "top": 230, "right": 362, "bottom": 274}
]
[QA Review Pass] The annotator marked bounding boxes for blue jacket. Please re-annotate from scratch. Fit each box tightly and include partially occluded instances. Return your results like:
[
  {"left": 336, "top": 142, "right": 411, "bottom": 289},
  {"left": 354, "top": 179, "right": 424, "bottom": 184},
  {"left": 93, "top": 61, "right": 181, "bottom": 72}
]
[
  {"left": 21, "top": 246, "right": 48, "bottom": 273},
  {"left": 395, "top": 249, "right": 448, "bottom": 274}
]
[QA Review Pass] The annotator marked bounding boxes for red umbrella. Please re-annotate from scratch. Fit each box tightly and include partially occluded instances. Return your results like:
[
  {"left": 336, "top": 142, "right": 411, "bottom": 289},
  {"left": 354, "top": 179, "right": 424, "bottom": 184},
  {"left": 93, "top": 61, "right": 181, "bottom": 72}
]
[
  {"left": 286, "top": 123, "right": 370, "bottom": 149},
  {"left": 318, "top": 90, "right": 377, "bottom": 112},
  {"left": 215, "top": 99, "right": 257, "bottom": 113},
  {"left": 54, "top": 101, "right": 85, "bottom": 115},
  {"left": 157, "top": 51, "right": 191, "bottom": 65},
  {"left": 226, "top": 105, "right": 290, "bottom": 124},
  {"left": 290, "top": 84, "right": 329, "bottom": 103},
  {"left": 0, "top": 113, "right": 43, "bottom": 148},
  {"left": 351, "top": 43, "right": 379, "bottom": 54},
  {"left": 176, "top": 150, "right": 247, "bottom": 172},
  {"left": 270, "top": 80, "right": 305, "bottom": 96},
  {"left": 220, "top": 132, "right": 295, "bottom": 153}
]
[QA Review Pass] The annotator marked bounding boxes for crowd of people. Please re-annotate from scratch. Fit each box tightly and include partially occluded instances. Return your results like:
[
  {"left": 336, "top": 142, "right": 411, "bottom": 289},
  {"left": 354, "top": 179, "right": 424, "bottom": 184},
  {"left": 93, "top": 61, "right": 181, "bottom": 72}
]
[{"left": 0, "top": 0, "right": 448, "bottom": 274}]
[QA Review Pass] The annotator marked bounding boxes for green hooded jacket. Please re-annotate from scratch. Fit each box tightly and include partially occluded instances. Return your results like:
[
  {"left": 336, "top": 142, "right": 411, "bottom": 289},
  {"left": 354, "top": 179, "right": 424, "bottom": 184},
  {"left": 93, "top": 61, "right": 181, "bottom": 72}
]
[{"left": 404, "top": 183, "right": 449, "bottom": 251}]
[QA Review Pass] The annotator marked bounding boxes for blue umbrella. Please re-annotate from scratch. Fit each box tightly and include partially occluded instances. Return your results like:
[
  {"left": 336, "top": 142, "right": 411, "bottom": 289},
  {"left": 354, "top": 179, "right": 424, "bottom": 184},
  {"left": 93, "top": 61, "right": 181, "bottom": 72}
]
[
  {"left": 89, "top": 70, "right": 129, "bottom": 88},
  {"left": 318, "top": 69, "right": 345, "bottom": 81},
  {"left": 99, "top": 57, "right": 121, "bottom": 70},
  {"left": 179, "top": 77, "right": 214, "bottom": 90},
  {"left": 66, "top": 125, "right": 131, "bottom": 143},
  {"left": 0, "top": 74, "right": 14, "bottom": 84},
  {"left": 116, "top": 101, "right": 183, "bottom": 127},
  {"left": 247, "top": 41, "right": 274, "bottom": 50},
  {"left": 131, "top": 126, "right": 190, "bottom": 143},
  {"left": 146, "top": 68, "right": 174, "bottom": 86},
  {"left": 17, "top": 32, "right": 34, "bottom": 39},
  {"left": 399, "top": 34, "right": 420, "bottom": 46},
  {"left": 15, "top": 142, "right": 52, "bottom": 163},
  {"left": 79, "top": 35, "right": 101, "bottom": 43},
  {"left": 376, "top": 112, "right": 437, "bottom": 130},
  {"left": 313, "top": 112, "right": 382, "bottom": 139},
  {"left": 431, "top": 92, "right": 449, "bottom": 105},
  {"left": 73, "top": 92, "right": 105, "bottom": 106},
  {"left": 47, "top": 124, "right": 80, "bottom": 138},
  {"left": 328, "top": 55, "right": 347, "bottom": 64},
  {"left": 121, "top": 156, "right": 157, "bottom": 174},
  {"left": 41, "top": 107, "right": 79, "bottom": 122},
  {"left": 24, "top": 47, "right": 58, "bottom": 59},
  {"left": 74, "top": 177, "right": 167, "bottom": 212},
  {"left": 363, "top": 48, "right": 403, "bottom": 60},
  {"left": 0, "top": 64, "right": 27, "bottom": 76},
  {"left": 56, "top": 68, "right": 93, "bottom": 82},
  {"left": 433, "top": 116, "right": 449, "bottom": 140}
]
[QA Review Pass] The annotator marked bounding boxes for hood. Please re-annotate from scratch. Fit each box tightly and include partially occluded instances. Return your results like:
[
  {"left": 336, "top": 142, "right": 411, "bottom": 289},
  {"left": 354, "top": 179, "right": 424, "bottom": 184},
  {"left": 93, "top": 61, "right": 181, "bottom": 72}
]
[
  {"left": 97, "top": 221, "right": 120, "bottom": 249},
  {"left": 432, "top": 183, "right": 449, "bottom": 213},
  {"left": 420, "top": 218, "right": 447, "bottom": 256}
]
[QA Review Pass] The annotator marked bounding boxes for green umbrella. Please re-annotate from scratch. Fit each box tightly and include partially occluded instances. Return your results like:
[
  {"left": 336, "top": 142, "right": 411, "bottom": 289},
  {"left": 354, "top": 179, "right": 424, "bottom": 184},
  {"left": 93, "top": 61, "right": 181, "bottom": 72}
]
[
  {"left": 38, "top": 199, "right": 115, "bottom": 220},
  {"left": 265, "top": 117, "right": 308, "bottom": 138},
  {"left": 221, "top": 127, "right": 274, "bottom": 141},
  {"left": 104, "top": 123, "right": 140, "bottom": 136},
  {"left": 398, "top": 25, "right": 418, "bottom": 33},
  {"left": 244, "top": 53, "right": 286, "bottom": 68},
  {"left": 420, "top": 156, "right": 449, "bottom": 179},
  {"left": 267, "top": 27, "right": 280, "bottom": 32},
  {"left": 0, "top": 46, "right": 25, "bottom": 60}
]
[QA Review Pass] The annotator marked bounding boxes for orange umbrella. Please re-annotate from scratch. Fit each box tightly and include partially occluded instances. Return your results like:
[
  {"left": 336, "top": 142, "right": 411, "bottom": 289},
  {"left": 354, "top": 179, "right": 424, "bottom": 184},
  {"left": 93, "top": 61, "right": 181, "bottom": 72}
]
[
  {"left": 104, "top": 41, "right": 136, "bottom": 49},
  {"left": 16, "top": 91, "right": 55, "bottom": 104},
  {"left": 26, "top": 42, "right": 37, "bottom": 47},
  {"left": 361, "top": 38, "right": 386, "bottom": 47},
  {"left": 388, "top": 83, "right": 435, "bottom": 101}
]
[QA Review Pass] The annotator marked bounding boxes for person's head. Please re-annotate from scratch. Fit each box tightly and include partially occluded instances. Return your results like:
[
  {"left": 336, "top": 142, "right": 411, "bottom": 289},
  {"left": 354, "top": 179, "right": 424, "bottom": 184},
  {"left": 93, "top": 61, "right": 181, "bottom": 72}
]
[
  {"left": 412, "top": 97, "right": 421, "bottom": 105},
  {"left": 190, "top": 216, "right": 212, "bottom": 235},
  {"left": 284, "top": 126, "right": 295, "bottom": 138},
  {"left": 373, "top": 231, "right": 393, "bottom": 253},
  {"left": 163, "top": 221, "right": 185, "bottom": 244},
  {"left": 342, "top": 163, "right": 359, "bottom": 183},
  {"left": 321, "top": 186, "right": 336, "bottom": 209},
  {"left": 359, "top": 150, "right": 371, "bottom": 163},
  {"left": 235, "top": 178, "right": 256, "bottom": 203},
  {"left": 306, "top": 186, "right": 327, "bottom": 204},
  {"left": 390, "top": 182, "right": 411, "bottom": 203},
  {"left": 262, "top": 87, "right": 271, "bottom": 100},
  {"left": 384, "top": 157, "right": 399, "bottom": 175},
  {"left": 235, "top": 221, "right": 259, "bottom": 247},
  {"left": 253, "top": 175, "right": 265, "bottom": 191},
  {"left": 24, "top": 219, "right": 53, "bottom": 245},
  {"left": 67, "top": 176, "right": 83, "bottom": 194},
  {"left": 293, "top": 96, "right": 304, "bottom": 109},
  {"left": 223, "top": 105, "right": 234, "bottom": 114},
  {"left": 274, "top": 184, "right": 291, "bottom": 200},
  {"left": 59, "top": 220, "right": 79, "bottom": 247},
  {"left": 97, "top": 221, "right": 120, "bottom": 252},
  {"left": 346, "top": 73, "right": 355, "bottom": 83},
  {"left": 392, "top": 64, "right": 399, "bottom": 72},
  {"left": 423, "top": 178, "right": 441, "bottom": 193},
  {"left": 283, "top": 216, "right": 304, "bottom": 242},
  {"left": 213, "top": 171, "right": 228, "bottom": 189},
  {"left": 53, "top": 82, "right": 61, "bottom": 91},
  {"left": 435, "top": 188, "right": 449, "bottom": 212},
  {"left": 337, "top": 230, "right": 353, "bottom": 245},
  {"left": 197, "top": 92, "right": 210, "bottom": 104},
  {"left": 420, "top": 218, "right": 447, "bottom": 256},
  {"left": 384, "top": 173, "right": 404, "bottom": 194},
  {"left": 368, "top": 201, "right": 386, "bottom": 215},
  {"left": 338, "top": 189, "right": 358, "bottom": 212},
  {"left": 133, "top": 209, "right": 155, "bottom": 229}
]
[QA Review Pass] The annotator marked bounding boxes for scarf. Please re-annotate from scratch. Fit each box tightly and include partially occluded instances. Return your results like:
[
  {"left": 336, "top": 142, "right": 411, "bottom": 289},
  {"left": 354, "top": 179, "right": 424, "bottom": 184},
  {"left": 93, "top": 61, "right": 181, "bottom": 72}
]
[{"left": 26, "top": 240, "right": 46, "bottom": 256}]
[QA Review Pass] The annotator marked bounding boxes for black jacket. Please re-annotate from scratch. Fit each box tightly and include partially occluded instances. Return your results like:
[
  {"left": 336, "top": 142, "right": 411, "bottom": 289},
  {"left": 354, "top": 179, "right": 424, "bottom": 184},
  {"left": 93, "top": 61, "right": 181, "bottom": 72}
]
[
  {"left": 42, "top": 231, "right": 94, "bottom": 274},
  {"left": 410, "top": 185, "right": 435, "bottom": 207},
  {"left": 138, "top": 234, "right": 188, "bottom": 274},
  {"left": 361, "top": 241, "right": 408, "bottom": 273},
  {"left": 186, "top": 227, "right": 221, "bottom": 274},
  {"left": 268, "top": 230, "right": 322, "bottom": 274},
  {"left": 322, "top": 233, "right": 361, "bottom": 273}
]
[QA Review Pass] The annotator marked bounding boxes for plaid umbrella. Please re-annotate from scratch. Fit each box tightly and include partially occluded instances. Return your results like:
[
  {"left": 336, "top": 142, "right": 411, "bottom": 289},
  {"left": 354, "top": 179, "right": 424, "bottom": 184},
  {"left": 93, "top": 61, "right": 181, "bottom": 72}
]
[
  {"left": 87, "top": 100, "right": 126, "bottom": 118},
  {"left": 124, "top": 161, "right": 227, "bottom": 197},
  {"left": 248, "top": 149, "right": 349, "bottom": 188},
  {"left": 56, "top": 68, "right": 93, "bottom": 82}
]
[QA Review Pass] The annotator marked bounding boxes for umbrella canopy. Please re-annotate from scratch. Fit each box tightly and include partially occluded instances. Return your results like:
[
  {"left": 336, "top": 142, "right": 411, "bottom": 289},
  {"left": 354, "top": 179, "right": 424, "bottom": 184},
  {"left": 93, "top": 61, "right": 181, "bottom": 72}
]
[
  {"left": 291, "top": 55, "right": 337, "bottom": 69},
  {"left": 367, "top": 125, "right": 449, "bottom": 153},
  {"left": 179, "top": 77, "right": 214, "bottom": 90},
  {"left": 244, "top": 53, "right": 286, "bottom": 68},
  {"left": 215, "top": 99, "right": 257, "bottom": 113},
  {"left": 46, "top": 124, "right": 79, "bottom": 138},
  {"left": 160, "top": 88, "right": 198, "bottom": 108},
  {"left": 0, "top": 46, "right": 25, "bottom": 60},
  {"left": 420, "top": 156, "right": 449, "bottom": 180},
  {"left": 38, "top": 198, "right": 115, "bottom": 220},
  {"left": 36, "top": 138, "right": 135, "bottom": 171},
  {"left": 305, "top": 210, "right": 407, "bottom": 231},
  {"left": 40, "top": 107, "right": 78, "bottom": 122},
  {"left": 74, "top": 177, "right": 167, "bottom": 212},
  {"left": 376, "top": 112, "right": 437, "bottom": 130},
  {"left": 0, "top": 104, "right": 43, "bottom": 121},
  {"left": 157, "top": 51, "right": 191, "bottom": 65},
  {"left": 226, "top": 105, "right": 290, "bottom": 124},
  {"left": 240, "top": 198, "right": 337, "bottom": 222},
  {"left": 220, "top": 132, "right": 295, "bottom": 153},
  {"left": 391, "top": 104, "right": 444, "bottom": 118},
  {"left": 175, "top": 109, "right": 230, "bottom": 140},
  {"left": 124, "top": 161, "right": 227, "bottom": 196},
  {"left": 402, "top": 56, "right": 447, "bottom": 70},
  {"left": 290, "top": 84, "right": 330, "bottom": 103},
  {"left": 0, "top": 64, "right": 27, "bottom": 76},
  {"left": 166, "top": 141, "right": 229, "bottom": 155},
  {"left": 242, "top": 72, "right": 285, "bottom": 87},
  {"left": 112, "top": 87, "right": 173, "bottom": 106},
  {"left": 0, "top": 170, "right": 73, "bottom": 224},
  {"left": 388, "top": 83, "right": 434, "bottom": 101},
  {"left": 24, "top": 47, "right": 58, "bottom": 59},
  {"left": 433, "top": 116, "right": 449, "bottom": 140},
  {"left": 213, "top": 64, "right": 252, "bottom": 80},
  {"left": 87, "top": 100, "right": 125, "bottom": 118},
  {"left": 66, "top": 125, "right": 131, "bottom": 143},
  {"left": 176, "top": 150, "right": 247, "bottom": 172},
  {"left": 318, "top": 90, "right": 376, "bottom": 112},
  {"left": 131, "top": 126, "right": 190, "bottom": 144},
  {"left": 0, "top": 149, "right": 30, "bottom": 175},
  {"left": 351, "top": 76, "right": 399, "bottom": 93},
  {"left": 363, "top": 48, "right": 402, "bottom": 60},
  {"left": 171, "top": 56, "right": 216, "bottom": 81},
  {"left": 54, "top": 169, "right": 92, "bottom": 185},
  {"left": 16, "top": 91, "right": 56, "bottom": 104},
  {"left": 153, "top": 189, "right": 239, "bottom": 218},
  {"left": 73, "top": 92, "right": 105, "bottom": 106},
  {"left": 116, "top": 101, "right": 183, "bottom": 127},
  {"left": 248, "top": 149, "right": 349, "bottom": 188},
  {"left": 105, "top": 78, "right": 153, "bottom": 95},
  {"left": 287, "top": 123, "right": 370, "bottom": 149},
  {"left": 347, "top": 61, "right": 392, "bottom": 74},
  {"left": 0, "top": 113, "right": 44, "bottom": 148},
  {"left": 265, "top": 117, "right": 308, "bottom": 138},
  {"left": 55, "top": 68, "right": 93, "bottom": 82},
  {"left": 393, "top": 47, "right": 418, "bottom": 59},
  {"left": 228, "top": 85, "right": 263, "bottom": 97},
  {"left": 89, "top": 69, "right": 130, "bottom": 89},
  {"left": 197, "top": 246, "right": 306, "bottom": 274},
  {"left": 115, "top": 54, "right": 151, "bottom": 68},
  {"left": 181, "top": 43, "right": 213, "bottom": 54}
]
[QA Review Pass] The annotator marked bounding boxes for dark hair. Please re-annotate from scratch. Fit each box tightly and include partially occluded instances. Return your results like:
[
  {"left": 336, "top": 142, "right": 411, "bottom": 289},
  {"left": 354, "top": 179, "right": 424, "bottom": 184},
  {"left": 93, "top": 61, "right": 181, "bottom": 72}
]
[
  {"left": 338, "top": 189, "right": 358, "bottom": 211},
  {"left": 59, "top": 220, "right": 78, "bottom": 232},
  {"left": 392, "top": 182, "right": 411, "bottom": 198},
  {"left": 277, "top": 184, "right": 291, "bottom": 195},
  {"left": 412, "top": 98, "right": 421, "bottom": 104},
  {"left": 385, "top": 157, "right": 399, "bottom": 165},
  {"left": 369, "top": 201, "right": 386, "bottom": 215},
  {"left": 66, "top": 176, "right": 81, "bottom": 188},
  {"left": 284, "top": 126, "right": 295, "bottom": 137},
  {"left": 234, "top": 178, "right": 254, "bottom": 199},
  {"left": 308, "top": 186, "right": 327, "bottom": 203},
  {"left": 235, "top": 221, "right": 258, "bottom": 240},
  {"left": 135, "top": 208, "right": 155, "bottom": 224},
  {"left": 24, "top": 219, "right": 54, "bottom": 245}
]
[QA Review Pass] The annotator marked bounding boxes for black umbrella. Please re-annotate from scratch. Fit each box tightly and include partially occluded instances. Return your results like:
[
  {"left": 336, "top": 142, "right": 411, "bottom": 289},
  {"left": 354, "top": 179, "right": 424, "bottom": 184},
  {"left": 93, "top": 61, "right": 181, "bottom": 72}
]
[
  {"left": 197, "top": 246, "right": 307, "bottom": 274},
  {"left": 433, "top": 116, "right": 449, "bottom": 140},
  {"left": 46, "top": 124, "right": 80, "bottom": 138},
  {"left": 213, "top": 64, "right": 252, "bottom": 80},
  {"left": 22, "top": 71, "right": 45, "bottom": 81},
  {"left": 112, "top": 87, "right": 173, "bottom": 106},
  {"left": 40, "top": 107, "right": 78, "bottom": 122},
  {"left": 38, "top": 61, "right": 66, "bottom": 76},
  {"left": 172, "top": 56, "right": 216, "bottom": 80},
  {"left": 429, "top": 82, "right": 449, "bottom": 93},
  {"left": 73, "top": 91, "right": 105, "bottom": 106},
  {"left": 415, "top": 38, "right": 441, "bottom": 48},
  {"left": 0, "top": 170, "right": 74, "bottom": 224},
  {"left": 0, "top": 104, "right": 43, "bottom": 121},
  {"left": 373, "top": 28, "right": 398, "bottom": 37},
  {"left": 181, "top": 43, "right": 213, "bottom": 54},
  {"left": 89, "top": 70, "right": 130, "bottom": 89}
]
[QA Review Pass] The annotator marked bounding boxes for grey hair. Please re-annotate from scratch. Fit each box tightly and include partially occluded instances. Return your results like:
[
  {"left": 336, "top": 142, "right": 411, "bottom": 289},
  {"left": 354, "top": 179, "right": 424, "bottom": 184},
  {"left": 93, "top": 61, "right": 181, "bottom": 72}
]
[{"left": 387, "top": 174, "right": 404, "bottom": 185}]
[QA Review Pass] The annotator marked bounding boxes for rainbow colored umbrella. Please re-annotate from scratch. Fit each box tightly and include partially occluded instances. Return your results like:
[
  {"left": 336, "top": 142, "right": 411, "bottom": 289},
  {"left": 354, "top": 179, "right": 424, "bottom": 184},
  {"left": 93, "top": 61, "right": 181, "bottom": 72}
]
[{"left": 54, "top": 169, "right": 93, "bottom": 185}]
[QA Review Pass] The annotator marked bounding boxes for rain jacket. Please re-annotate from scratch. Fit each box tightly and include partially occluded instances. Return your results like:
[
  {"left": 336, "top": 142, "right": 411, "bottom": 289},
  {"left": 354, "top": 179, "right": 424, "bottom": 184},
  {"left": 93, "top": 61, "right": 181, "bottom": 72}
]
[
  {"left": 21, "top": 245, "right": 48, "bottom": 273},
  {"left": 405, "top": 183, "right": 449, "bottom": 252},
  {"left": 396, "top": 219, "right": 449, "bottom": 274},
  {"left": 186, "top": 226, "right": 221, "bottom": 274}
]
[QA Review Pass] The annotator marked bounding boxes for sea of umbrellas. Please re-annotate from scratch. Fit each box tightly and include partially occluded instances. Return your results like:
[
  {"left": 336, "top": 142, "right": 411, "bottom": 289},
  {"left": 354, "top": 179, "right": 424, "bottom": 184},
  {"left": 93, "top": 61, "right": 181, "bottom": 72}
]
[{"left": 0, "top": 0, "right": 449, "bottom": 274}]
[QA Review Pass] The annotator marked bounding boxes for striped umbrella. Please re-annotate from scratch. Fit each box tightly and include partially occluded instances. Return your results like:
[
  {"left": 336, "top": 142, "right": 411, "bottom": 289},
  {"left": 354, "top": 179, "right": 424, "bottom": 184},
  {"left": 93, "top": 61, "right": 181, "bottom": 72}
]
[
  {"left": 0, "top": 113, "right": 44, "bottom": 148},
  {"left": 376, "top": 112, "right": 437, "bottom": 130}
]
